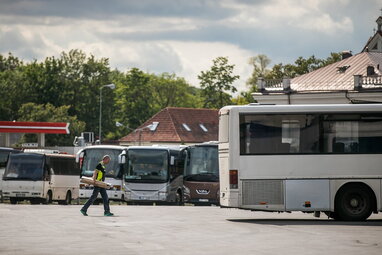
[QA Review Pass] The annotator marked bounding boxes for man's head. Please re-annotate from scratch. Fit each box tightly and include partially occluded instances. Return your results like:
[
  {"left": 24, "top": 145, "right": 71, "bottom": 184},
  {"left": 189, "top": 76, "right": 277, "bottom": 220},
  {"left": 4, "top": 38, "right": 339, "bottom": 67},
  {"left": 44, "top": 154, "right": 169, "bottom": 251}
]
[{"left": 102, "top": 155, "right": 111, "bottom": 164}]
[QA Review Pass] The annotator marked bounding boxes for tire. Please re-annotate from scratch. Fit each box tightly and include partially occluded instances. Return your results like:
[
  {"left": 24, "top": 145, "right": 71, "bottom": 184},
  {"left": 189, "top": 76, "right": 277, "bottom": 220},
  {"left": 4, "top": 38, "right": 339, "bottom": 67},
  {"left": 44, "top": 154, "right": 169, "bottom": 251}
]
[
  {"left": 175, "top": 191, "right": 183, "bottom": 206},
  {"left": 10, "top": 197, "right": 17, "bottom": 204},
  {"left": 45, "top": 191, "right": 53, "bottom": 204},
  {"left": 335, "top": 185, "right": 373, "bottom": 221},
  {"left": 63, "top": 191, "right": 72, "bottom": 205}
]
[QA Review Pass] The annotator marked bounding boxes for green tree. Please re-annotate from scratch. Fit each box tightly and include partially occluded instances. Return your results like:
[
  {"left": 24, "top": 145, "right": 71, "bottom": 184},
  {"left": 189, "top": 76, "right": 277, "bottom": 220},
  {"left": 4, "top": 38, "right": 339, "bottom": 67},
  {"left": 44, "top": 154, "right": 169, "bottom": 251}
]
[
  {"left": 150, "top": 73, "right": 203, "bottom": 109},
  {"left": 246, "top": 54, "right": 271, "bottom": 88},
  {"left": 267, "top": 53, "right": 342, "bottom": 79},
  {"left": 17, "top": 103, "right": 86, "bottom": 146},
  {"left": 114, "top": 68, "right": 155, "bottom": 130},
  {"left": 198, "top": 57, "right": 239, "bottom": 109},
  {"left": 0, "top": 53, "right": 26, "bottom": 120}
]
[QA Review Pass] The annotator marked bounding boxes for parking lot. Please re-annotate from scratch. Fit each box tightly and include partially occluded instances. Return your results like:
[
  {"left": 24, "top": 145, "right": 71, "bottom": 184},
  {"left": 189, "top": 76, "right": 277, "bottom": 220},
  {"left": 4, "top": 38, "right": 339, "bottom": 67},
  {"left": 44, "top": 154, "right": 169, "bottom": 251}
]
[{"left": 0, "top": 204, "right": 381, "bottom": 255}]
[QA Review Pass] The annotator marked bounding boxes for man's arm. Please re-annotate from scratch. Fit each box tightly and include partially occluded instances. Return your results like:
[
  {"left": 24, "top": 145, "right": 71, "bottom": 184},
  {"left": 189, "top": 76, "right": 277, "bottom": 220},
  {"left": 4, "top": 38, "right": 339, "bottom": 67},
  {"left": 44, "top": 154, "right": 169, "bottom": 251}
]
[{"left": 92, "top": 170, "right": 98, "bottom": 184}]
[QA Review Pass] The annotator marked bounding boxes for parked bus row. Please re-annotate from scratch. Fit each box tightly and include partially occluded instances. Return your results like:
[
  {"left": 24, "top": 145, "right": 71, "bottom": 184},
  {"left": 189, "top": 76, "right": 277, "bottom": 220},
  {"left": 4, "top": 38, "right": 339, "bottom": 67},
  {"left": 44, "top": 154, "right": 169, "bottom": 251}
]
[
  {"left": 1, "top": 142, "right": 219, "bottom": 206},
  {"left": 77, "top": 143, "right": 219, "bottom": 205}
]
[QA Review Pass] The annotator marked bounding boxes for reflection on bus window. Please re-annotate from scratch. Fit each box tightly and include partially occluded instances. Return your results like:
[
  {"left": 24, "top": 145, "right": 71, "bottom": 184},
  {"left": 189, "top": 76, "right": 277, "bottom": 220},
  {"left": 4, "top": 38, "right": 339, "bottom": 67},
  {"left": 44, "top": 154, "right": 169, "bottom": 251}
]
[
  {"left": 240, "top": 113, "right": 382, "bottom": 155},
  {"left": 125, "top": 149, "right": 168, "bottom": 182},
  {"left": 3, "top": 154, "right": 44, "bottom": 180},
  {"left": 81, "top": 149, "right": 121, "bottom": 178}
]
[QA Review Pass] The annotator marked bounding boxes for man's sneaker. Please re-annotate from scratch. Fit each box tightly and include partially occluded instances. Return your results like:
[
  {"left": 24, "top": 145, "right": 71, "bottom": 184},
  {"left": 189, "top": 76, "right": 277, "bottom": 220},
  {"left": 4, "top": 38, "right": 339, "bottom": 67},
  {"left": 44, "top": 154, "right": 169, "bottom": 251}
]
[
  {"left": 104, "top": 212, "right": 114, "bottom": 216},
  {"left": 80, "top": 209, "right": 88, "bottom": 216}
]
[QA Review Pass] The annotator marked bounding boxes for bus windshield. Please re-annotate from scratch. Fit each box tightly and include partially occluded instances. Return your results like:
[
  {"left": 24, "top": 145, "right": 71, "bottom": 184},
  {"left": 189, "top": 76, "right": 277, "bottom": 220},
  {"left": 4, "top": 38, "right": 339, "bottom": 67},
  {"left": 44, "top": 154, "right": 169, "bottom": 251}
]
[
  {"left": 184, "top": 146, "right": 219, "bottom": 182},
  {"left": 0, "top": 151, "right": 10, "bottom": 168},
  {"left": 3, "top": 154, "right": 44, "bottom": 181},
  {"left": 125, "top": 149, "right": 168, "bottom": 183},
  {"left": 81, "top": 149, "right": 122, "bottom": 178}
]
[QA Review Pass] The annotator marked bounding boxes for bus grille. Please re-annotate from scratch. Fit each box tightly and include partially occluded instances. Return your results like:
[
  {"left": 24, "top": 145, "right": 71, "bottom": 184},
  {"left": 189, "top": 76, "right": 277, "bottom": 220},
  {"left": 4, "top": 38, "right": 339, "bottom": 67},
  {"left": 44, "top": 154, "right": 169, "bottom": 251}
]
[{"left": 242, "top": 180, "right": 284, "bottom": 206}]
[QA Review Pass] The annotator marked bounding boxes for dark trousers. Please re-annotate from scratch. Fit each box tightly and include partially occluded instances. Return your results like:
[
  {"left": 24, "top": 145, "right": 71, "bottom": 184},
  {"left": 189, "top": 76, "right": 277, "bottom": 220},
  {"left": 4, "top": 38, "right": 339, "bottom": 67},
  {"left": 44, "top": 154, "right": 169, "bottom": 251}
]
[{"left": 81, "top": 187, "right": 110, "bottom": 213}]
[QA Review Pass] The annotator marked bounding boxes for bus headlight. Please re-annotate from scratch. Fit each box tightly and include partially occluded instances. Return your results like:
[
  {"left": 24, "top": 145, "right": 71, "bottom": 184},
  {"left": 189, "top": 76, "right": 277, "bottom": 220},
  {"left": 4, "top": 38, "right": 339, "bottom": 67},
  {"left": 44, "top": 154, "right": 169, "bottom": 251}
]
[
  {"left": 183, "top": 185, "right": 190, "bottom": 195},
  {"left": 158, "top": 191, "right": 167, "bottom": 200},
  {"left": 113, "top": 185, "right": 121, "bottom": 191},
  {"left": 124, "top": 191, "right": 131, "bottom": 199}
]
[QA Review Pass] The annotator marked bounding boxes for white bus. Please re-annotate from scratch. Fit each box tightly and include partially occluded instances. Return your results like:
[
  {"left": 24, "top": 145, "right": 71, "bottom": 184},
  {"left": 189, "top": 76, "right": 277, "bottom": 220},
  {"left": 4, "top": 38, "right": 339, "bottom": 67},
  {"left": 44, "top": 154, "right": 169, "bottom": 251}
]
[
  {"left": 219, "top": 104, "right": 382, "bottom": 221},
  {"left": 76, "top": 145, "right": 126, "bottom": 202},
  {"left": 2, "top": 152, "right": 80, "bottom": 204},
  {"left": 0, "top": 147, "right": 21, "bottom": 202},
  {"left": 119, "top": 146, "right": 185, "bottom": 204}
]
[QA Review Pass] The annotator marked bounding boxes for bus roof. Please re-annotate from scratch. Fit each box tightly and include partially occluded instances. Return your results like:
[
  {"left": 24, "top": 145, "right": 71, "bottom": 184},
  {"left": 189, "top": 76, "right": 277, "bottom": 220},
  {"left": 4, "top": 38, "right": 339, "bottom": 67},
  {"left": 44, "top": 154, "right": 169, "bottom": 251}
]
[
  {"left": 127, "top": 145, "right": 184, "bottom": 151},
  {"left": 15, "top": 152, "right": 75, "bottom": 158},
  {"left": 81, "top": 145, "right": 128, "bottom": 150},
  {"left": 220, "top": 103, "right": 382, "bottom": 114}
]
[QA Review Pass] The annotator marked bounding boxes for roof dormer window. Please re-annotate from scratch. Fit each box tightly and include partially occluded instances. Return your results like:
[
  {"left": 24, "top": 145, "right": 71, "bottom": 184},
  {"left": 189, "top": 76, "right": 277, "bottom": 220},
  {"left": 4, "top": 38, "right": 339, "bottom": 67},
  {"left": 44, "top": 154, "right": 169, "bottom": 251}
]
[
  {"left": 182, "top": 123, "right": 191, "bottom": 131},
  {"left": 199, "top": 124, "right": 208, "bottom": 132}
]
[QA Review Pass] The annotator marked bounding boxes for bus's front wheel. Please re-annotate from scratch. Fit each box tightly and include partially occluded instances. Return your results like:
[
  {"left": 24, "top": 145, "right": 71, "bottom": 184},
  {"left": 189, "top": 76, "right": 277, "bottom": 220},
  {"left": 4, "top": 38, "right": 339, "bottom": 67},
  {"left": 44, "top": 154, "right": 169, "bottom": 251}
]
[
  {"left": 335, "top": 184, "right": 373, "bottom": 221},
  {"left": 10, "top": 197, "right": 17, "bottom": 204},
  {"left": 175, "top": 191, "right": 183, "bottom": 206},
  {"left": 63, "top": 191, "right": 72, "bottom": 205},
  {"left": 45, "top": 191, "right": 53, "bottom": 204}
]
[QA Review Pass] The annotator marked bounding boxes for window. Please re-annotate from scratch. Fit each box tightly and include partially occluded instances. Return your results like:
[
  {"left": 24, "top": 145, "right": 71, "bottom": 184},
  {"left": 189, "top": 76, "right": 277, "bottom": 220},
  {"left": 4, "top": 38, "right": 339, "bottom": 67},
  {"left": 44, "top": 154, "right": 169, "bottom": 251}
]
[
  {"left": 240, "top": 113, "right": 382, "bottom": 155},
  {"left": 182, "top": 123, "right": 191, "bottom": 131},
  {"left": 240, "top": 114, "right": 320, "bottom": 154},
  {"left": 199, "top": 124, "right": 208, "bottom": 132}
]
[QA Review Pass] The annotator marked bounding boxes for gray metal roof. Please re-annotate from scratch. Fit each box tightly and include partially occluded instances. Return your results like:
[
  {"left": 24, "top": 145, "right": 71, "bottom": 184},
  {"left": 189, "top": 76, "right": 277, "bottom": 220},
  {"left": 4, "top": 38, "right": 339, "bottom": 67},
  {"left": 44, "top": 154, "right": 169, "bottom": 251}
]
[{"left": 290, "top": 52, "right": 382, "bottom": 91}]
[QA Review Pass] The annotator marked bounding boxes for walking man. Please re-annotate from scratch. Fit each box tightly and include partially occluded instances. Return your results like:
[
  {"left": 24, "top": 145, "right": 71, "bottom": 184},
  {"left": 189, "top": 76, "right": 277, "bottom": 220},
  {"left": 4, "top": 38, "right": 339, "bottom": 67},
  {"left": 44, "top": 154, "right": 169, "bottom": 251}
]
[{"left": 80, "top": 155, "right": 114, "bottom": 216}]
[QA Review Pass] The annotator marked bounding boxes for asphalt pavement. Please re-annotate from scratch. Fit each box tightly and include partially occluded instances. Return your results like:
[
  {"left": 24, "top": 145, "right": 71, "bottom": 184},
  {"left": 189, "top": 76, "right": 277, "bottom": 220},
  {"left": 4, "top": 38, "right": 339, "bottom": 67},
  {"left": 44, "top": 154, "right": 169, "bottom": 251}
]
[{"left": 0, "top": 204, "right": 381, "bottom": 255}]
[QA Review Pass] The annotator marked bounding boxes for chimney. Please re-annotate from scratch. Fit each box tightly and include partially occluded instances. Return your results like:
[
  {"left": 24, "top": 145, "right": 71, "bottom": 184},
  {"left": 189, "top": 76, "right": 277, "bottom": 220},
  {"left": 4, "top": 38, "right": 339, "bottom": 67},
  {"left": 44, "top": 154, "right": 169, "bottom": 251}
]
[
  {"left": 377, "top": 16, "right": 382, "bottom": 32},
  {"left": 341, "top": 51, "right": 352, "bottom": 60}
]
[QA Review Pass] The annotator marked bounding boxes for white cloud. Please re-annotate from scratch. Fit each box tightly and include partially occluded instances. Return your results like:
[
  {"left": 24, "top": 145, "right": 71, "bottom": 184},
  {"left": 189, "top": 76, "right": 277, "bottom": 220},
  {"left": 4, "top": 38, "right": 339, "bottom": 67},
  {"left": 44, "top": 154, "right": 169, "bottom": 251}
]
[{"left": 0, "top": 0, "right": 380, "bottom": 97}]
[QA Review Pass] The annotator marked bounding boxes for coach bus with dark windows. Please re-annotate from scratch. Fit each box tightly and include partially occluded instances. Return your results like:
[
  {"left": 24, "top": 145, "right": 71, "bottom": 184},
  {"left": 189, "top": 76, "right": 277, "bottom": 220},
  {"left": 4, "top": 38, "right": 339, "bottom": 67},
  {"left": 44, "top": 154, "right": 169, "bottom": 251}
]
[
  {"left": 182, "top": 142, "right": 220, "bottom": 205},
  {"left": 119, "top": 146, "right": 185, "bottom": 205},
  {"left": 76, "top": 145, "right": 126, "bottom": 202},
  {"left": 219, "top": 103, "right": 382, "bottom": 221},
  {"left": 0, "top": 147, "right": 21, "bottom": 202},
  {"left": 2, "top": 152, "right": 80, "bottom": 204}
]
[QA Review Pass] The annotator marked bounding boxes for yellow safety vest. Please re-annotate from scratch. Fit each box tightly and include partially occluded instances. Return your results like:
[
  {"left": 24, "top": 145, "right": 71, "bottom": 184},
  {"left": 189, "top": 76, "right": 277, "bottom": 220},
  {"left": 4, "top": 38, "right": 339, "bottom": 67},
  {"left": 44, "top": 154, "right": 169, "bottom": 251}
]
[{"left": 96, "top": 162, "right": 105, "bottom": 181}]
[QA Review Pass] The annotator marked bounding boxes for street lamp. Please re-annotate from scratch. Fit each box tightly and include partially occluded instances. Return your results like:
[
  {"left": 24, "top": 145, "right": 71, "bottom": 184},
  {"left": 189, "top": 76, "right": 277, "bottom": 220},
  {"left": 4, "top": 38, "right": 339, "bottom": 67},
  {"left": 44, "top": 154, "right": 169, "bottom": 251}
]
[{"left": 99, "top": 83, "right": 116, "bottom": 144}]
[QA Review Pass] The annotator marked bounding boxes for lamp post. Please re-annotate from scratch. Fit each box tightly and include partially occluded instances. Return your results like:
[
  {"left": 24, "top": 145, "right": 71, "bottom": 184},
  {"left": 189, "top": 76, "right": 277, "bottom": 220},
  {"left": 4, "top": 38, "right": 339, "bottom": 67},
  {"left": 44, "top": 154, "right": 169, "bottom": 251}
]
[{"left": 99, "top": 83, "right": 116, "bottom": 144}]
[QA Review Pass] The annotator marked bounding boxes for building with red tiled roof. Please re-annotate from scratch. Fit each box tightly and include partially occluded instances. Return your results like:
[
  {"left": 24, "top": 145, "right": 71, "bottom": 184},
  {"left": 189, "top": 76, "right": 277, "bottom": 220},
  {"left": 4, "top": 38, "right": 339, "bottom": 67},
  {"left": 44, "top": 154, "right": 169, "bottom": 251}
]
[
  {"left": 253, "top": 15, "right": 382, "bottom": 105},
  {"left": 119, "top": 107, "right": 218, "bottom": 146}
]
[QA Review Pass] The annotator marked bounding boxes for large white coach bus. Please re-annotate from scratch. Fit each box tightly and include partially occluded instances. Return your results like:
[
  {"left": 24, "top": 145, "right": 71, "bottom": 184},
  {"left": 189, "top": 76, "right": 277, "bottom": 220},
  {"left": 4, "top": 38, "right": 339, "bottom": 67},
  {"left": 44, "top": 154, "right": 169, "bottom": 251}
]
[
  {"left": 2, "top": 152, "right": 80, "bottom": 204},
  {"left": 119, "top": 146, "right": 185, "bottom": 204},
  {"left": 76, "top": 145, "right": 126, "bottom": 202},
  {"left": 219, "top": 104, "right": 382, "bottom": 221}
]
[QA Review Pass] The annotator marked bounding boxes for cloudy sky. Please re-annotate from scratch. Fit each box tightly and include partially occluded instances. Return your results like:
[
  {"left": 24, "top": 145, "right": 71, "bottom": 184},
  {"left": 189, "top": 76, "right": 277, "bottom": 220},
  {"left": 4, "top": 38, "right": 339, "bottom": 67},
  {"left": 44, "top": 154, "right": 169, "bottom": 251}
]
[{"left": 0, "top": 0, "right": 381, "bottom": 92}]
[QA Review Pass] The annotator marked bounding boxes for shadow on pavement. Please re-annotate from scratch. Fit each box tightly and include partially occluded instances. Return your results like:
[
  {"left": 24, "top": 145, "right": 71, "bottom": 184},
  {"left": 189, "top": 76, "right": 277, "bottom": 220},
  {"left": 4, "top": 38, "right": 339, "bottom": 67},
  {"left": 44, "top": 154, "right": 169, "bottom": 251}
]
[{"left": 227, "top": 218, "right": 382, "bottom": 226}]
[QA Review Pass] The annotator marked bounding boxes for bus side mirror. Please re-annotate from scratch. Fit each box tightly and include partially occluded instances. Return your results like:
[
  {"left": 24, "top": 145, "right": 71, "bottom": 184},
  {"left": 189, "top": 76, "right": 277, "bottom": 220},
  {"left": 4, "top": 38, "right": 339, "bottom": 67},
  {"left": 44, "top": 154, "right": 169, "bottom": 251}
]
[
  {"left": 170, "top": 156, "right": 175, "bottom": 166},
  {"left": 119, "top": 152, "right": 126, "bottom": 164},
  {"left": 75, "top": 151, "right": 84, "bottom": 163}
]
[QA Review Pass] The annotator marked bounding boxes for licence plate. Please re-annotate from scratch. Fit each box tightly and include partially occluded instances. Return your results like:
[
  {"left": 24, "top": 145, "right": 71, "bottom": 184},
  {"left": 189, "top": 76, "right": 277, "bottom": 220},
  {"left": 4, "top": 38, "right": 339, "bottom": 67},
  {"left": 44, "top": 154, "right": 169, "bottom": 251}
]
[
  {"left": 199, "top": 199, "right": 209, "bottom": 202},
  {"left": 16, "top": 193, "right": 25, "bottom": 197}
]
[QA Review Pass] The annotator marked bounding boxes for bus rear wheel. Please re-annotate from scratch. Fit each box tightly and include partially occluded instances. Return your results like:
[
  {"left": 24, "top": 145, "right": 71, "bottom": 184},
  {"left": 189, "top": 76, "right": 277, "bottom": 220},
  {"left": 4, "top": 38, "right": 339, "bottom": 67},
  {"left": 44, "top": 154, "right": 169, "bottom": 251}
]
[
  {"left": 10, "top": 197, "right": 17, "bottom": 204},
  {"left": 335, "top": 184, "right": 373, "bottom": 221}
]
